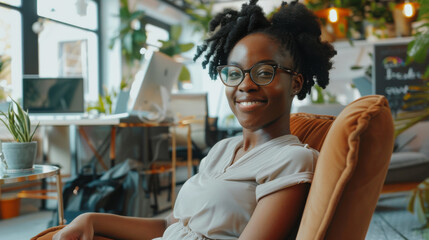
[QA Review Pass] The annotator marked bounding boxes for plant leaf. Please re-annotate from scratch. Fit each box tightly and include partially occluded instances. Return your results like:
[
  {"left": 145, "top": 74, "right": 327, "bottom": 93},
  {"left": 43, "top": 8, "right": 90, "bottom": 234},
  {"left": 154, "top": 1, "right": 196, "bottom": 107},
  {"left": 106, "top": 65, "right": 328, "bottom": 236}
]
[
  {"left": 123, "top": 32, "right": 133, "bottom": 56},
  {"left": 178, "top": 66, "right": 190, "bottom": 82},
  {"left": 407, "top": 33, "right": 429, "bottom": 64},
  {"left": 129, "top": 11, "right": 145, "bottom": 22},
  {"left": 415, "top": 191, "right": 428, "bottom": 224},
  {"left": 12, "top": 99, "right": 29, "bottom": 142},
  {"left": 170, "top": 25, "right": 182, "bottom": 40},
  {"left": 179, "top": 43, "right": 195, "bottom": 53},
  {"left": 29, "top": 122, "right": 40, "bottom": 142},
  {"left": 408, "top": 190, "right": 417, "bottom": 213}
]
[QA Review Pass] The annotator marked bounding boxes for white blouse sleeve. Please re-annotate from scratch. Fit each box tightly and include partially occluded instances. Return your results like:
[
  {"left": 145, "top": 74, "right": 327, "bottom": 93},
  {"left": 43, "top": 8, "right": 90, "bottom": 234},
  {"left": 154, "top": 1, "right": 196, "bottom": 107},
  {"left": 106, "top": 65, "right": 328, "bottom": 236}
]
[{"left": 255, "top": 145, "right": 318, "bottom": 201}]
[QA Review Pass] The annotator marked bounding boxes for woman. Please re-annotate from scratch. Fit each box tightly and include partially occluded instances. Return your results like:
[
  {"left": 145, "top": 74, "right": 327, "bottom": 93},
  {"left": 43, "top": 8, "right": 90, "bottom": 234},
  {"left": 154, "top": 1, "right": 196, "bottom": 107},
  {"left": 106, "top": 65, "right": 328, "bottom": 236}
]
[{"left": 53, "top": 1, "right": 336, "bottom": 239}]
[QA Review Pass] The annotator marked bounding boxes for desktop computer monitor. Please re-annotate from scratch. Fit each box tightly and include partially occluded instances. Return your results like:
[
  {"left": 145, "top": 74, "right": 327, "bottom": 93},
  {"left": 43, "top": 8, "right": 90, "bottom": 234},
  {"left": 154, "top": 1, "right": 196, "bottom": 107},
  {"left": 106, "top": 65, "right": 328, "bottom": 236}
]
[
  {"left": 127, "top": 50, "right": 182, "bottom": 117},
  {"left": 23, "top": 76, "right": 85, "bottom": 114}
]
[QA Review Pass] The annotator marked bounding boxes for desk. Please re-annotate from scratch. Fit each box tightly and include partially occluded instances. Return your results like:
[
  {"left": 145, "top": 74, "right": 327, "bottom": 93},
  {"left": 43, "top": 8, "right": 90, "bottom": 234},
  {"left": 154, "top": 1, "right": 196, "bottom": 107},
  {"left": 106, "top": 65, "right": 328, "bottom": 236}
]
[
  {"left": 0, "top": 165, "right": 64, "bottom": 225},
  {"left": 31, "top": 117, "right": 193, "bottom": 208}
]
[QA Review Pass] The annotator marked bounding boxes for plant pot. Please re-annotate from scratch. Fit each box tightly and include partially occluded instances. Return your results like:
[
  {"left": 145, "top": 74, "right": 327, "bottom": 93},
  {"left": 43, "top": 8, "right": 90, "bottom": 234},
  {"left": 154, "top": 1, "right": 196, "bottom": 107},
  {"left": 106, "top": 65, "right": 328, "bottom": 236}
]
[
  {"left": 0, "top": 194, "right": 20, "bottom": 219},
  {"left": 2, "top": 141, "right": 37, "bottom": 173}
]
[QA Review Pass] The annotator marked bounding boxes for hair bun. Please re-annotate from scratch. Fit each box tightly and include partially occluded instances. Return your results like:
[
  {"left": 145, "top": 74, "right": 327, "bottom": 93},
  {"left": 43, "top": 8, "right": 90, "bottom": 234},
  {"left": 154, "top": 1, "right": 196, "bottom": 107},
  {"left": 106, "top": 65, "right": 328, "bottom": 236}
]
[{"left": 271, "top": 2, "right": 321, "bottom": 37}]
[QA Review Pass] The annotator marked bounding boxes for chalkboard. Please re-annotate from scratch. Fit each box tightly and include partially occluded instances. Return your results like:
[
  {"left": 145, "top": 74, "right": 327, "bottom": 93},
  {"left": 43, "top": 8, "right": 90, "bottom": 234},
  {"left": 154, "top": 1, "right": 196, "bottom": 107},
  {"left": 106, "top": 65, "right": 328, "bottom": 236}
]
[{"left": 373, "top": 42, "right": 428, "bottom": 116}]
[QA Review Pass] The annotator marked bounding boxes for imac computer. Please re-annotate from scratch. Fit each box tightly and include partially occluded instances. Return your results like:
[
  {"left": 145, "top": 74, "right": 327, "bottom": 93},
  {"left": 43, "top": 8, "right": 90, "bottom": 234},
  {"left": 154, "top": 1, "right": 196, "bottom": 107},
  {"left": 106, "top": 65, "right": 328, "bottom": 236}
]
[{"left": 124, "top": 50, "right": 182, "bottom": 122}]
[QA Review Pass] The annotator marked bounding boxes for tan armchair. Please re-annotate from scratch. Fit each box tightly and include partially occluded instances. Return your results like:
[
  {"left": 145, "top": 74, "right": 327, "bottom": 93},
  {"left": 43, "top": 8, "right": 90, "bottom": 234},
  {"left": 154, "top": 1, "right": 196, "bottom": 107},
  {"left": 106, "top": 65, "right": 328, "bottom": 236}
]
[{"left": 32, "top": 95, "right": 394, "bottom": 240}]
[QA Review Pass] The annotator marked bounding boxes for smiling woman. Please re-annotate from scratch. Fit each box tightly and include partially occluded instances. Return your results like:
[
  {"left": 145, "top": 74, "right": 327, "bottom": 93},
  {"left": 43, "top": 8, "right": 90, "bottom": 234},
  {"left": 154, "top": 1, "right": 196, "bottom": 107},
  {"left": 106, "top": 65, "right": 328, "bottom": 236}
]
[{"left": 50, "top": 1, "right": 337, "bottom": 240}]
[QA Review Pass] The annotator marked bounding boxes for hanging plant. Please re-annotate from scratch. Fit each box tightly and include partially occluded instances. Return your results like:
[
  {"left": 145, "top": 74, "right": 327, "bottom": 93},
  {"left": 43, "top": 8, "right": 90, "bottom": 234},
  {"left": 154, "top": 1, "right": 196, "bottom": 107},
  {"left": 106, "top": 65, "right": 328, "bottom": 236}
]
[
  {"left": 406, "top": 0, "right": 429, "bottom": 79},
  {"left": 109, "top": 0, "right": 146, "bottom": 64},
  {"left": 109, "top": 0, "right": 147, "bottom": 88},
  {"left": 184, "top": 0, "right": 214, "bottom": 37}
]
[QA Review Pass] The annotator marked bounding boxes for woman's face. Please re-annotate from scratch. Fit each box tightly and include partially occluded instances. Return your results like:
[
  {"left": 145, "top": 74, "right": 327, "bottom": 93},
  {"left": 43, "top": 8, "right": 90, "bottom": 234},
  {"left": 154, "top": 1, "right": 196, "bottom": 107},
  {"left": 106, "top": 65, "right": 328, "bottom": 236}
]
[{"left": 225, "top": 33, "right": 302, "bottom": 130}]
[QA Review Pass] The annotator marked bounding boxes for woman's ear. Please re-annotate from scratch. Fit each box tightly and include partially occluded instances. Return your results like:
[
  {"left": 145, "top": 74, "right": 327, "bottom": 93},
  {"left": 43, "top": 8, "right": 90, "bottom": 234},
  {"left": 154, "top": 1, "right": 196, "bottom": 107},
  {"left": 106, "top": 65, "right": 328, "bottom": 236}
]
[{"left": 292, "top": 74, "right": 304, "bottom": 95}]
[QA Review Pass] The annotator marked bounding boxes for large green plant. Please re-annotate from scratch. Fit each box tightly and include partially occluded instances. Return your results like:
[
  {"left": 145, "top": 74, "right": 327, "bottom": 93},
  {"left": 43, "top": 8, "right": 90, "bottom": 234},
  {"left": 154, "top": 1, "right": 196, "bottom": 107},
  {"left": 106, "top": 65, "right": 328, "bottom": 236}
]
[
  {"left": 159, "top": 25, "right": 195, "bottom": 83},
  {"left": 185, "top": 0, "right": 214, "bottom": 37},
  {"left": 407, "top": 0, "right": 429, "bottom": 79},
  {"left": 109, "top": 0, "right": 146, "bottom": 88},
  {"left": 109, "top": 0, "right": 146, "bottom": 65},
  {"left": 393, "top": 0, "right": 429, "bottom": 137},
  {"left": 0, "top": 98, "right": 39, "bottom": 142}
]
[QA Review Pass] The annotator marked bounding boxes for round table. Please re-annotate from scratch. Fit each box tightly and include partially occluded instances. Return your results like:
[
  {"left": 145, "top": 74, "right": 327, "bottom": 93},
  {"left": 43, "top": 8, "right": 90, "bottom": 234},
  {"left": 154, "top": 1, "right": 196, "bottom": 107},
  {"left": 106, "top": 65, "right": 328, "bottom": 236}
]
[{"left": 0, "top": 164, "right": 64, "bottom": 225}]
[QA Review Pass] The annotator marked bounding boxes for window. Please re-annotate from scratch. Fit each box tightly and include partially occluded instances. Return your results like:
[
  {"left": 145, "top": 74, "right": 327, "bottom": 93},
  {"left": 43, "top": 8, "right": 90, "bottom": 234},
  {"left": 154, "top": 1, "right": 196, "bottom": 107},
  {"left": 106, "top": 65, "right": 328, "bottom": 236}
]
[
  {"left": 0, "top": 0, "right": 21, "bottom": 7},
  {"left": 0, "top": 5, "right": 22, "bottom": 101},
  {"left": 37, "top": 0, "right": 98, "bottom": 30},
  {"left": 38, "top": 20, "right": 99, "bottom": 101},
  {"left": 0, "top": 0, "right": 100, "bottom": 103},
  {"left": 146, "top": 23, "right": 169, "bottom": 51}
]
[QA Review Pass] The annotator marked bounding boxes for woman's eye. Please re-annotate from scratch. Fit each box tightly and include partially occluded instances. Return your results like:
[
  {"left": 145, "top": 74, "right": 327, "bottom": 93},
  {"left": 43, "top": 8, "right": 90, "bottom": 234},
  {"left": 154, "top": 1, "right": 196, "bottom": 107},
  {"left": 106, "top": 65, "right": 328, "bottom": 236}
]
[
  {"left": 228, "top": 70, "right": 242, "bottom": 79},
  {"left": 257, "top": 70, "right": 273, "bottom": 78}
]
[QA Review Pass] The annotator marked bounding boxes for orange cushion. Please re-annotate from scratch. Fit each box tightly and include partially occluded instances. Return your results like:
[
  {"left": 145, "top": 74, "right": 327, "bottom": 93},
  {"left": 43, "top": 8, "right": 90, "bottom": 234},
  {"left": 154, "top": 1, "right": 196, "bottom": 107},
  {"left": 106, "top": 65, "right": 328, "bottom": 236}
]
[
  {"left": 31, "top": 225, "right": 112, "bottom": 240},
  {"left": 295, "top": 95, "right": 394, "bottom": 240},
  {"left": 290, "top": 113, "right": 335, "bottom": 151}
]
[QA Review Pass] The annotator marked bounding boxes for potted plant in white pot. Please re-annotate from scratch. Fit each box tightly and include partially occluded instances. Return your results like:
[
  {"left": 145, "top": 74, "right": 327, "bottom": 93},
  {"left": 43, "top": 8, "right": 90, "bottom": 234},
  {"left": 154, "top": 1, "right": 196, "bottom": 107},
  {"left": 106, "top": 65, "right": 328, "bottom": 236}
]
[{"left": 0, "top": 98, "right": 39, "bottom": 173}]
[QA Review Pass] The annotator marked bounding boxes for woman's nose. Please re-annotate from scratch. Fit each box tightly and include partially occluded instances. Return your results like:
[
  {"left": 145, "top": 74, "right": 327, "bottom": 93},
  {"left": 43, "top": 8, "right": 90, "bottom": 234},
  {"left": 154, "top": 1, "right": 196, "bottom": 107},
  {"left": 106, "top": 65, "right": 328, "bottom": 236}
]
[{"left": 238, "top": 73, "right": 258, "bottom": 92}]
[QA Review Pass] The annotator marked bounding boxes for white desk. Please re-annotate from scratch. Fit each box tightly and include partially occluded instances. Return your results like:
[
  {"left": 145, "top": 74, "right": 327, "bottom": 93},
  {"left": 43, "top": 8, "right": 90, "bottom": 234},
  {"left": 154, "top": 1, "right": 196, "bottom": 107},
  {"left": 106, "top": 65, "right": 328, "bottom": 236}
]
[{"left": 29, "top": 116, "right": 120, "bottom": 126}]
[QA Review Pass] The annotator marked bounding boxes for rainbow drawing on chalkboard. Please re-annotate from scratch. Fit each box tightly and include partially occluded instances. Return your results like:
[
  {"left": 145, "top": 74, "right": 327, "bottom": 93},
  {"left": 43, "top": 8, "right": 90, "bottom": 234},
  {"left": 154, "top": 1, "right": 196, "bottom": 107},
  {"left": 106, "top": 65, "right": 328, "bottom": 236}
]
[{"left": 383, "top": 56, "right": 405, "bottom": 68}]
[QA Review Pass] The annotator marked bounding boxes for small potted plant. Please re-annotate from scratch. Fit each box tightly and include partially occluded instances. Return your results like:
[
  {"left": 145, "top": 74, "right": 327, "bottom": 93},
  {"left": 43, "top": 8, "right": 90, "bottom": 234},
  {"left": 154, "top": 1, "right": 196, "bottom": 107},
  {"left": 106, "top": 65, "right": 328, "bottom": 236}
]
[{"left": 0, "top": 98, "right": 39, "bottom": 173}]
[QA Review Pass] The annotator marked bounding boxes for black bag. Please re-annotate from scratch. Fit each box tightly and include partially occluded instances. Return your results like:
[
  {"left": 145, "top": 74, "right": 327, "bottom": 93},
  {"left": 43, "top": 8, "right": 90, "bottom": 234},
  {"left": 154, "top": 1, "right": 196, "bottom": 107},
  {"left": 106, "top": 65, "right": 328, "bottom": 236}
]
[
  {"left": 49, "top": 159, "right": 153, "bottom": 226},
  {"left": 63, "top": 176, "right": 125, "bottom": 213}
]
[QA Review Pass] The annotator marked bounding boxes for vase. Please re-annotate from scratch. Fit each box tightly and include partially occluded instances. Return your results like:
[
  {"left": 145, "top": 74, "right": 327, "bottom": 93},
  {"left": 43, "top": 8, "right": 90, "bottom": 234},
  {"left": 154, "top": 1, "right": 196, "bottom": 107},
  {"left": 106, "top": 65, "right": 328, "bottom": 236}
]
[{"left": 2, "top": 141, "right": 37, "bottom": 173}]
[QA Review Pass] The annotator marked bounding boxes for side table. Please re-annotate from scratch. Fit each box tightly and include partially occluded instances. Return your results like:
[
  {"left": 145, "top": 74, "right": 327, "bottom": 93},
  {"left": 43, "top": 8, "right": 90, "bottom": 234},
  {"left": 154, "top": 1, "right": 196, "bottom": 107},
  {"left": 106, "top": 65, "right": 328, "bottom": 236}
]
[{"left": 0, "top": 165, "right": 64, "bottom": 225}]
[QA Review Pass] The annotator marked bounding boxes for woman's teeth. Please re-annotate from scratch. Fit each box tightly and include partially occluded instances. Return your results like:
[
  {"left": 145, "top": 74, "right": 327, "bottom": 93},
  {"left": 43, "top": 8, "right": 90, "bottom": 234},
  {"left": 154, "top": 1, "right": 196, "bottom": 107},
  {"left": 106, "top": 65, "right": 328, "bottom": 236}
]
[{"left": 239, "top": 101, "right": 262, "bottom": 106}]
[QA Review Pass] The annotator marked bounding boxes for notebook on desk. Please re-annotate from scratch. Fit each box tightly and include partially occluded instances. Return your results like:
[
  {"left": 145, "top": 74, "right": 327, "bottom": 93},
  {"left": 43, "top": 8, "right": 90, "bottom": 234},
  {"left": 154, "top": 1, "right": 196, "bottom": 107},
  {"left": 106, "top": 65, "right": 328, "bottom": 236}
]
[{"left": 23, "top": 76, "right": 86, "bottom": 120}]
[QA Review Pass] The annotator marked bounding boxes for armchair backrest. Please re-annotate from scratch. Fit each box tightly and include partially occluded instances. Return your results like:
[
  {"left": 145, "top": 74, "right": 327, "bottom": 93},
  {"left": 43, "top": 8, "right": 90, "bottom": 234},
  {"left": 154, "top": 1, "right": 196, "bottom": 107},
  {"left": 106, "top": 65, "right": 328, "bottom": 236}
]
[{"left": 291, "top": 95, "right": 395, "bottom": 240}]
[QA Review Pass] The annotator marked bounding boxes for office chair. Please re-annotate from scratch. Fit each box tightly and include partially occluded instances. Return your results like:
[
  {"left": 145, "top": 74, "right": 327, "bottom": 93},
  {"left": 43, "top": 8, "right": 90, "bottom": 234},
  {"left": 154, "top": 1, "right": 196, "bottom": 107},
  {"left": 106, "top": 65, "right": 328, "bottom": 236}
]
[{"left": 32, "top": 95, "right": 395, "bottom": 240}]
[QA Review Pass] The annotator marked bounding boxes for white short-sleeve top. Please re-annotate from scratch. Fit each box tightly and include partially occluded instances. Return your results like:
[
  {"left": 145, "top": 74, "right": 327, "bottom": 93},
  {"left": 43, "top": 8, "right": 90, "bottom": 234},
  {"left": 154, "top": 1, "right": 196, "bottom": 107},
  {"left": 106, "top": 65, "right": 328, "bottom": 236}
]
[{"left": 158, "top": 134, "right": 318, "bottom": 240}]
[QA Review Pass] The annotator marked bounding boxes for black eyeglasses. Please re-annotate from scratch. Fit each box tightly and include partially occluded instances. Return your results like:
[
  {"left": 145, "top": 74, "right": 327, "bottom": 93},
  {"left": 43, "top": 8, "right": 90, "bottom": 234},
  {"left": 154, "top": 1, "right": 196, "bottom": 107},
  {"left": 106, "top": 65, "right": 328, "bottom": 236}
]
[{"left": 216, "top": 62, "right": 298, "bottom": 87}]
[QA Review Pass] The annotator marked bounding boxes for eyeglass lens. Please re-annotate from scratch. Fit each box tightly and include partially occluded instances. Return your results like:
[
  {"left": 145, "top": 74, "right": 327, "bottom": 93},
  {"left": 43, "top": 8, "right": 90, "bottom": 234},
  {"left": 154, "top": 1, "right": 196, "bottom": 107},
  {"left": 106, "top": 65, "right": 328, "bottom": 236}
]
[{"left": 219, "top": 64, "right": 275, "bottom": 86}]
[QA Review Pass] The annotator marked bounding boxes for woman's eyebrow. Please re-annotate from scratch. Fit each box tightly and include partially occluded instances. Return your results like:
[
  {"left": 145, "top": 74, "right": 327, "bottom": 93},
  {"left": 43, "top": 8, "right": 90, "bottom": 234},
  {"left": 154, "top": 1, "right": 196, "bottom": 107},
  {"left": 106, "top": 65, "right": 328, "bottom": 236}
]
[{"left": 227, "top": 59, "right": 277, "bottom": 66}]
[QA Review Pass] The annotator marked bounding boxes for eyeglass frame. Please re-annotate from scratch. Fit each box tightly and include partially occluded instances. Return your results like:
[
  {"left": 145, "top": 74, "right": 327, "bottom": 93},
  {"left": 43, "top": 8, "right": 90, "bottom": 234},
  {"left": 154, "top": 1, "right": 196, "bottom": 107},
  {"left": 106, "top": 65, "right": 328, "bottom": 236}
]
[{"left": 216, "top": 62, "right": 298, "bottom": 87}]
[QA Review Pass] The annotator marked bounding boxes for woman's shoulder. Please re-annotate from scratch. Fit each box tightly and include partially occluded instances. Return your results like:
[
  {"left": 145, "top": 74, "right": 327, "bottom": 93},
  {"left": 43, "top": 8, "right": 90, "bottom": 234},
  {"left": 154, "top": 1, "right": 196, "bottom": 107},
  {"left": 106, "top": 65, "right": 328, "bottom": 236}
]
[
  {"left": 268, "top": 135, "right": 316, "bottom": 152},
  {"left": 262, "top": 135, "right": 319, "bottom": 166}
]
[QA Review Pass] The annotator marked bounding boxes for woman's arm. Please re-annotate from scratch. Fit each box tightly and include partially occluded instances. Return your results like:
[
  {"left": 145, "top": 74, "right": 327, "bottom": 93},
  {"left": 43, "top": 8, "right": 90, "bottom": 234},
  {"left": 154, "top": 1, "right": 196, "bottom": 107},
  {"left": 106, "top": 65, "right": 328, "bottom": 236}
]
[
  {"left": 238, "top": 183, "right": 310, "bottom": 240},
  {"left": 53, "top": 212, "right": 178, "bottom": 240}
]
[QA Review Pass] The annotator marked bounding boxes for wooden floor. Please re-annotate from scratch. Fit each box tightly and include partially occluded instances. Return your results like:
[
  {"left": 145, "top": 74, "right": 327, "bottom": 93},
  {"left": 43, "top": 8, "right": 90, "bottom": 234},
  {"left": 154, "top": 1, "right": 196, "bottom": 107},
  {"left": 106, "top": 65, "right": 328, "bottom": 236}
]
[{"left": 366, "top": 192, "right": 429, "bottom": 240}]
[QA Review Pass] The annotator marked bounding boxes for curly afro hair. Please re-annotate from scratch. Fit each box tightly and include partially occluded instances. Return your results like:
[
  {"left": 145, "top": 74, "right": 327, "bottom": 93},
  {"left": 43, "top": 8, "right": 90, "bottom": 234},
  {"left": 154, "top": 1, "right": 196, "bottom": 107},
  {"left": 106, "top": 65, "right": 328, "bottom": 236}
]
[{"left": 193, "top": 0, "right": 337, "bottom": 100}]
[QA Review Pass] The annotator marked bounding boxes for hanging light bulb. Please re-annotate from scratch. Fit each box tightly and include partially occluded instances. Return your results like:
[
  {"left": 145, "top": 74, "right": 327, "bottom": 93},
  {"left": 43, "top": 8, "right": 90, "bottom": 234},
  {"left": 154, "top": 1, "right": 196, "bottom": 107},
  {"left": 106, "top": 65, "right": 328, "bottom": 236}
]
[
  {"left": 403, "top": 2, "right": 415, "bottom": 18},
  {"left": 328, "top": 7, "right": 339, "bottom": 23}
]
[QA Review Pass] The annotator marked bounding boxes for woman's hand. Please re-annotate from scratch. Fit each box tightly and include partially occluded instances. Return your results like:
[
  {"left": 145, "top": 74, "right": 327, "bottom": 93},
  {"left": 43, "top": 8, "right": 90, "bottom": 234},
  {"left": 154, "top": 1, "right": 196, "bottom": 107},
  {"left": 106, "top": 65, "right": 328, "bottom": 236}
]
[{"left": 53, "top": 213, "right": 94, "bottom": 240}]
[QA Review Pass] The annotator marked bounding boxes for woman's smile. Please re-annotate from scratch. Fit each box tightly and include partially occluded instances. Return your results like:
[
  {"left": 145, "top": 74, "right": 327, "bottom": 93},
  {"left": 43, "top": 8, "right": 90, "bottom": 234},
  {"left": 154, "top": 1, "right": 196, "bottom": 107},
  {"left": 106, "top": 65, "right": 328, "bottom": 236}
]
[{"left": 236, "top": 99, "right": 267, "bottom": 112}]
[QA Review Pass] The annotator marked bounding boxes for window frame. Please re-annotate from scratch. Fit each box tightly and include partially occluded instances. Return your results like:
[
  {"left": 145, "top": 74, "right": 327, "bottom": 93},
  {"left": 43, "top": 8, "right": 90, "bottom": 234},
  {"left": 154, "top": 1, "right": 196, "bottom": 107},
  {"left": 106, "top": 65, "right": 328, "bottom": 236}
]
[{"left": 0, "top": 0, "right": 102, "bottom": 97}]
